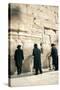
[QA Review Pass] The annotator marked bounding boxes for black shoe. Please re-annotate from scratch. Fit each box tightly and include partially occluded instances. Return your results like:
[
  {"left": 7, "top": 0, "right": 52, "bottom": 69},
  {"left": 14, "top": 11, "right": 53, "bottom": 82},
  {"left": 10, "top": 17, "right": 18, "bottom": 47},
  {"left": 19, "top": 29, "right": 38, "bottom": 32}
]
[
  {"left": 17, "top": 73, "right": 20, "bottom": 75},
  {"left": 40, "top": 71, "right": 43, "bottom": 74},
  {"left": 17, "top": 72, "right": 21, "bottom": 75},
  {"left": 55, "top": 69, "right": 58, "bottom": 71},
  {"left": 34, "top": 73, "right": 38, "bottom": 75}
]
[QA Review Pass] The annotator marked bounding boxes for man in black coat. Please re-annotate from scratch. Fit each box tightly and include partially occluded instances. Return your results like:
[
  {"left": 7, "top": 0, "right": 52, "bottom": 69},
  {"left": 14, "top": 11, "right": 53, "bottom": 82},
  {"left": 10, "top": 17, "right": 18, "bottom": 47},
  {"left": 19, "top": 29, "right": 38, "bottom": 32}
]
[
  {"left": 14, "top": 45, "right": 24, "bottom": 75},
  {"left": 32, "top": 44, "right": 42, "bottom": 75},
  {"left": 51, "top": 44, "right": 58, "bottom": 71}
]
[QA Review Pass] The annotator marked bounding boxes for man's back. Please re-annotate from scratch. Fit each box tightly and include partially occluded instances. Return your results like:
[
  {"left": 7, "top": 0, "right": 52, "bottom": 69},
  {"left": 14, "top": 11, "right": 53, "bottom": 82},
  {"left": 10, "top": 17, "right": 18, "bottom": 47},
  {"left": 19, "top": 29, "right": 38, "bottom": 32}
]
[
  {"left": 14, "top": 48, "right": 24, "bottom": 65},
  {"left": 51, "top": 47, "right": 58, "bottom": 57},
  {"left": 33, "top": 48, "right": 41, "bottom": 56}
]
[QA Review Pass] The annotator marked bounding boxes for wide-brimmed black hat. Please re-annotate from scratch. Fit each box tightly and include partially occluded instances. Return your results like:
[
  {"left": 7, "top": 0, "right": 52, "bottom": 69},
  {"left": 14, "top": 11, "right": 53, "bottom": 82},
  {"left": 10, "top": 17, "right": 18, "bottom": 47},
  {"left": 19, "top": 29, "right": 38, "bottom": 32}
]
[
  {"left": 34, "top": 43, "right": 37, "bottom": 48},
  {"left": 17, "top": 45, "right": 21, "bottom": 48},
  {"left": 51, "top": 43, "right": 55, "bottom": 47}
]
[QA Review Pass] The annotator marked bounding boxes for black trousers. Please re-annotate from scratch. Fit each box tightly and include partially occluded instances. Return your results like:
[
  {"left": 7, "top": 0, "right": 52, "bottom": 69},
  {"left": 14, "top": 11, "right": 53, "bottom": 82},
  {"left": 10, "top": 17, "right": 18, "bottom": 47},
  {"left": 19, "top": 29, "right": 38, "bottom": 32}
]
[
  {"left": 55, "top": 60, "right": 58, "bottom": 70},
  {"left": 17, "top": 65, "right": 22, "bottom": 74},
  {"left": 35, "top": 66, "right": 42, "bottom": 74},
  {"left": 53, "top": 56, "right": 58, "bottom": 71}
]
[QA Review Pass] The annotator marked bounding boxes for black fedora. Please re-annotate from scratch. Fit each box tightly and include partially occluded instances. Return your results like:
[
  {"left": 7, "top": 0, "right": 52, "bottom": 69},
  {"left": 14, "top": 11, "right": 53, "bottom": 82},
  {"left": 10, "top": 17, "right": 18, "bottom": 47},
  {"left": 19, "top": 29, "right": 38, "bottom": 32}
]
[
  {"left": 17, "top": 45, "right": 21, "bottom": 48},
  {"left": 51, "top": 43, "right": 55, "bottom": 47}
]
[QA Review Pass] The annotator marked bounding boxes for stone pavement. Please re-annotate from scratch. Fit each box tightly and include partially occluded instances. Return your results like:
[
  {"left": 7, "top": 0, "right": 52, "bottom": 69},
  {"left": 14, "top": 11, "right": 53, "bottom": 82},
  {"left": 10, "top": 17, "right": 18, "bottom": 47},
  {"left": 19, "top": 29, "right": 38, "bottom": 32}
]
[{"left": 9, "top": 69, "right": 59, "bottom": 87}]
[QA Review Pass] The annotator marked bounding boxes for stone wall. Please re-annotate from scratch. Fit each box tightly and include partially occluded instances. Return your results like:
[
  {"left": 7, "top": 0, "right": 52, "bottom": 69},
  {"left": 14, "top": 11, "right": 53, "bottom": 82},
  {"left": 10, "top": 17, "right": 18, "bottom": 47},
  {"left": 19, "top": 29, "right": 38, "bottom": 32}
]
[{"left": 8, "top": 4, "right": 58, "bottom": 74}]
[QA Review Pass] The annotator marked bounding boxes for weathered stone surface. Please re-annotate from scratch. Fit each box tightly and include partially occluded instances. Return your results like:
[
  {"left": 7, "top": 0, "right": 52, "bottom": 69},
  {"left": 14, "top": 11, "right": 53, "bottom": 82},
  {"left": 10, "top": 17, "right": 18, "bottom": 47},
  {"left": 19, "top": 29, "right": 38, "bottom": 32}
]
[{"left": 9, "top": 4, "right": 58, "bottom": 74}]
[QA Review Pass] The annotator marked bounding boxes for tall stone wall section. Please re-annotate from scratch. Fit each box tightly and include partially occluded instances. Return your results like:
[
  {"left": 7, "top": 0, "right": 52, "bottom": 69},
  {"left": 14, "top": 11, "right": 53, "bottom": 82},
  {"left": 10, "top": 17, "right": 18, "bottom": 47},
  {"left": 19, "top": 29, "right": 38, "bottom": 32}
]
[{"left": 9, "top": 4, "right": 58, "bottom": 74}]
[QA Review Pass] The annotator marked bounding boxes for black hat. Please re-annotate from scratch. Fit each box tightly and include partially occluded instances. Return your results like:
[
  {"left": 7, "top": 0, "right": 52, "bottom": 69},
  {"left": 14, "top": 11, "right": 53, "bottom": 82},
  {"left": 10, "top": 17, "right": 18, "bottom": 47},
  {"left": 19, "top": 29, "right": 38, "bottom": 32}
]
[
  {"left": 51, "top": 43, "right": 55, "bottom": 47},
  {"left": 34, "top": 44, "right": 37, "bottom": 48},
  {"left": 40, "top": 43, "right": 42, "bottom": 46},
  {"left": 17, "top": 45, "right": 21, "bottom": 48}
]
